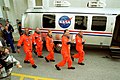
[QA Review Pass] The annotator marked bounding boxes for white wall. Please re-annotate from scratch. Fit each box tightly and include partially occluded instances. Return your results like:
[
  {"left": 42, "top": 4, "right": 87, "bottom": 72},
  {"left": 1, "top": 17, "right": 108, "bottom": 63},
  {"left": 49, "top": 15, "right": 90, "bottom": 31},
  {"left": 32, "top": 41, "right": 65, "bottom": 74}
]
[
  {"left": 0, "top": 7, "right": 3, "bottom": 18},
  {"left": 106, "top": 0, "right": 120, "bottom": 8},
  {"left": 0, "top": 0, "right": 4, "bottom": 6},
  {"left": 1, "top": 0, "right": 120, "bottom": 21},
  {"left": 2, "top": 0, "right": 28, "bottom": 22},
  {"left": 13, "top": 0, "right": 28, "bottom": 20},
  {"left": 0, "top": 0, "right": 7, "bottom": 19}
]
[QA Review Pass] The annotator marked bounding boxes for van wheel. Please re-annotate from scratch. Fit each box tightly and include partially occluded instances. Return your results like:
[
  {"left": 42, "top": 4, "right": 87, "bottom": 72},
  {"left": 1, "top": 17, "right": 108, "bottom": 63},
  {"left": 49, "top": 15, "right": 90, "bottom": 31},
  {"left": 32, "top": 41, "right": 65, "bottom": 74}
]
[{"left": 55, "top": 44, "right": 62, "bottom": 53}]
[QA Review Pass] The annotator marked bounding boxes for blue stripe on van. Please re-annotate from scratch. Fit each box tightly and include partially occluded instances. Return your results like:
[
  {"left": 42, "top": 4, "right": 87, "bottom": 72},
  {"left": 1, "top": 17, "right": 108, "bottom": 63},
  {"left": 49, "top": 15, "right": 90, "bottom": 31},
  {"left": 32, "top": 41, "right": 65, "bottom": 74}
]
[{"left": 51, "top": 32, "right": 112, "bottom": 37}]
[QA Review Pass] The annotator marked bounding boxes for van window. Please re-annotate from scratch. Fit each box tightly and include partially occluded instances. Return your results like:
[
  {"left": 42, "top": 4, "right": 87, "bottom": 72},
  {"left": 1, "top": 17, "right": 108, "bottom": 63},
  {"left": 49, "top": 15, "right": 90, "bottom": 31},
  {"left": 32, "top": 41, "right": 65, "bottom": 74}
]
[
  {"left": 74, "top": 16, "right": 87, "bottom": 30},
  {"left": 43, "top": 14, "right": 55, "bottom": 28},
  {"left": 92, "top": 16, "right": 107, "bottom": 31}
]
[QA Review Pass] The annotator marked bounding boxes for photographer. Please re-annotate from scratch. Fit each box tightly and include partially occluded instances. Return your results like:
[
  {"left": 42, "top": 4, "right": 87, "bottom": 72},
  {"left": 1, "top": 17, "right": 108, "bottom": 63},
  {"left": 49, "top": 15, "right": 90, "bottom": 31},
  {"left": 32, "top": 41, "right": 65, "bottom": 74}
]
[{"left": 0, "top": 47, "right": 22, "bottom": 80}]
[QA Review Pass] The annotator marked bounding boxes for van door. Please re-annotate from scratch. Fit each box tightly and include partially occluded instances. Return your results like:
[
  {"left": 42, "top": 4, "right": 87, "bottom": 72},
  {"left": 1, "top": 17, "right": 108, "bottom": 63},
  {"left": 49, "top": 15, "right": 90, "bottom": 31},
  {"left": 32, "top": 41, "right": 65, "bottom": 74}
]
[{"left": 110, "top": 15, "right": 120, "bottom": 55}]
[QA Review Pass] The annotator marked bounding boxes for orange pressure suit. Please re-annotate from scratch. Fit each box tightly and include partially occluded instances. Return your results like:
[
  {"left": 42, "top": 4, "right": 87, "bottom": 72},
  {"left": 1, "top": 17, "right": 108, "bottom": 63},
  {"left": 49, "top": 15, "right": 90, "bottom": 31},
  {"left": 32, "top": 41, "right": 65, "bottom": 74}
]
[
  {"left": 17, "top": 34, "right": 35, "bottom": 65},
  {"left": 33, "top": 32, "right": 43, "bottom": 56},
  {"left": 45, "top": 35, "right": 54, "bottom": 61},
  {"left": 72, "top": 34, "right": 85, "bottom": 63},
  {"left": 56, "top": 35, "right": 72, "bottom": 68}
]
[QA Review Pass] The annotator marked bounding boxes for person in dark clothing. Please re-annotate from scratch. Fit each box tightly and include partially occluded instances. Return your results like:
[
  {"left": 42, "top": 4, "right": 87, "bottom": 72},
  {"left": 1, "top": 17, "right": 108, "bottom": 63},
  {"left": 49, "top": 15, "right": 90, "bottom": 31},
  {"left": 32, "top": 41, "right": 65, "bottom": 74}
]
[
  {"left": 5, "top": 20, "right": 14, "bottom": 46},
  {"left": 3, "top": 26, "right": 16, "bottom": 53},
  {"left": 18, "top": 22, "right": 23, "bottom": 36},
  {"left": 5, "top": 21, "right": 14, "bottom": 33}
]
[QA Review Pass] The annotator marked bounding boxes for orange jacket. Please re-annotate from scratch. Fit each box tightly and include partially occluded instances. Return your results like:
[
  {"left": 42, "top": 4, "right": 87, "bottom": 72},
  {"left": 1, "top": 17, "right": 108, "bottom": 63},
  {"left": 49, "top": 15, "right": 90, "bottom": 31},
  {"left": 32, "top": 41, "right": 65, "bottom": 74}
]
[
  {"left": 46, "top": 35, "right": 54, "bottom": 51},
  {"left": 61, "top": 35, "right": 70, "bottom": 55},
  {"left": 33, "top": 32, "right": 43, "bottom": 47},
  {"left": 76, "top": 34, "right": 83, "bottom": 51},
  {"left": 17, "top": 34, "right": 35, "bottom": 52}
]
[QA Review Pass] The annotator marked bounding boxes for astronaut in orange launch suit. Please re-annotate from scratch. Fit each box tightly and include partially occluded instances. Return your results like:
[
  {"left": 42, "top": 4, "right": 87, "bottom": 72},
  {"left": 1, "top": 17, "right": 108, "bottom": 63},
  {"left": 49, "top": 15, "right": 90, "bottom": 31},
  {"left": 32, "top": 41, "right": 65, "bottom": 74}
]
[{"left": 17, "top": 28, "right": 37, "bottom": 68}]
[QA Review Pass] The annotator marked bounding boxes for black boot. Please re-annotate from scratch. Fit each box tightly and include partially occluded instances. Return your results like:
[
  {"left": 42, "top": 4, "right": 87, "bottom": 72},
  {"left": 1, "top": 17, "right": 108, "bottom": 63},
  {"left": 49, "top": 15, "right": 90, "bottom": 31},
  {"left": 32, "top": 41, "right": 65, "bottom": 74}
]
[
  {"left": 55, "top": 65, "right": 61, "bottom": 70},
  {"left": 7, "top": 44, "right": 10, "bottom": 47},
  {"left": 12, "top": 51, "right": 16, "bottom": 53},
  {"left": 45, "top": 57, "right": 49, "bottom": 62},
  {"left": 38, "top": 55, "right": 44, "bottom": 58},
  {"left": 24, "top": 60, "right": 30, "bottom": 63},
  {"left": 68, "top": 67, "right": 75, "bottom": 69},
  {"left": 71, "top": 56, "right": 74, "bottom": 61},
  {"left": 34, "top": 51, "right": 37, "bottom": 55},
  {"left": 50, "top": 60, "right": 55, "bottom": 62},
  {"left": 78, "top": 63, "right": 85, "bottom": 65},
  {"left": 32, "top": 64, "right": 37, "bottom": 68}
]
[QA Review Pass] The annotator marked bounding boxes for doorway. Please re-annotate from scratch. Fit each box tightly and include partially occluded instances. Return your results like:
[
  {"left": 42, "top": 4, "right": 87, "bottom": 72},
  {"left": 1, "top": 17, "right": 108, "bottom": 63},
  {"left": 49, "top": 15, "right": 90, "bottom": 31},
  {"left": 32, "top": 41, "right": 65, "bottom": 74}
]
[{"left": 111, "top": 15, "right": 120, "bottom": 47}]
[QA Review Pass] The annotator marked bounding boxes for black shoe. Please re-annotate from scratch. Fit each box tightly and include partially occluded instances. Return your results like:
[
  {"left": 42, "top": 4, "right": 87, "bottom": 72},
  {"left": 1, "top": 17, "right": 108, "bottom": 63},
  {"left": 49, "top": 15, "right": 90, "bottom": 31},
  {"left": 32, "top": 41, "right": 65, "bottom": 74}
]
[
  {"left": 24, "top": 60, "right": 30, "bottom": 63},
  {"left": 45, "top": 57, "right": 49, "bottom": 62},
  {"left": 71, "top": 56, "right": 74, "bottom": 61},
  {"left": 34, "top": 51, "right": 37, "bottom": 55},
  {"left": 50, "top": 60, "right": 55, "bottom": 62},
  {"left": 32, "top": 64, "right": 37, "bottom": 68},
  {"left": 68, "top": 67, "right": 75, "bottom": 69},
  {"left": 7, "top": 44, "right": 10, "bottom": 47},
  {"left": 78, "top": 63, "right": 85, "bottom": 65},
  {"left": 12, "top": 51, "right": 16, "bottom": 53},
  {"left": 38, "top": 56, "right": 44, "bottom": 58},
  {"left": 55, "top": 65, "right": 61, "bottom": 70}
]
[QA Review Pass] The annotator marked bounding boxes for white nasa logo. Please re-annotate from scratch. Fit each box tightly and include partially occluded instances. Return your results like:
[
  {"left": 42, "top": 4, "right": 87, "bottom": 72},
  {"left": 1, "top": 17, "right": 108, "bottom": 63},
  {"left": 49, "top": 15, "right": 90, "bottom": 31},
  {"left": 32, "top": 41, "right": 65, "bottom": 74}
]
[{"left": 58, "top": 16, "right": 72, "bottom": 28}]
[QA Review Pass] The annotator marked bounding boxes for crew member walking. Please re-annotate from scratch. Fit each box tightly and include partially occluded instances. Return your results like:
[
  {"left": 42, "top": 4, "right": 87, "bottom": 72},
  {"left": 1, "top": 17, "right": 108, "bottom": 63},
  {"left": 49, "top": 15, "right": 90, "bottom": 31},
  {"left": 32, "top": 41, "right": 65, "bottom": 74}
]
[
  {"left": 55, "top": 29, "right": 75, "bottom": 70},
  {"left": 71, "top": 31, "right": 85, "bottom": 65},
  {"left": 17, "top": 28, "right": 37, "bottom": 68},
  {"left": 33, "top": 27, "right": 43, "bottom": 58},
  {"left": 45, "top": 30, "right": 55, "bottom": 62}
]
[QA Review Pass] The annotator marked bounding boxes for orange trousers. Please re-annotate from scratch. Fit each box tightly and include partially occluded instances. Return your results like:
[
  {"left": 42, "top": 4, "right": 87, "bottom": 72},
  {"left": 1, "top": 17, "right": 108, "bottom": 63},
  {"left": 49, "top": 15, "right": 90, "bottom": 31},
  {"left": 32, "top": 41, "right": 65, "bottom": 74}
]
[
  {"left": 73, "top": 49, "right": 85, "bottom": 63},
  {"left": 24, "top": 50, "right": 35, "bottom": 65},
  {"left": 46, "top": 50, "right": 54, "bottom": 60},
  {"left": 57, "top": 51, "right": 72, "bottom": 68},
  {"left": 36, "top": 46, "right": 43, "bottom": 56}
]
